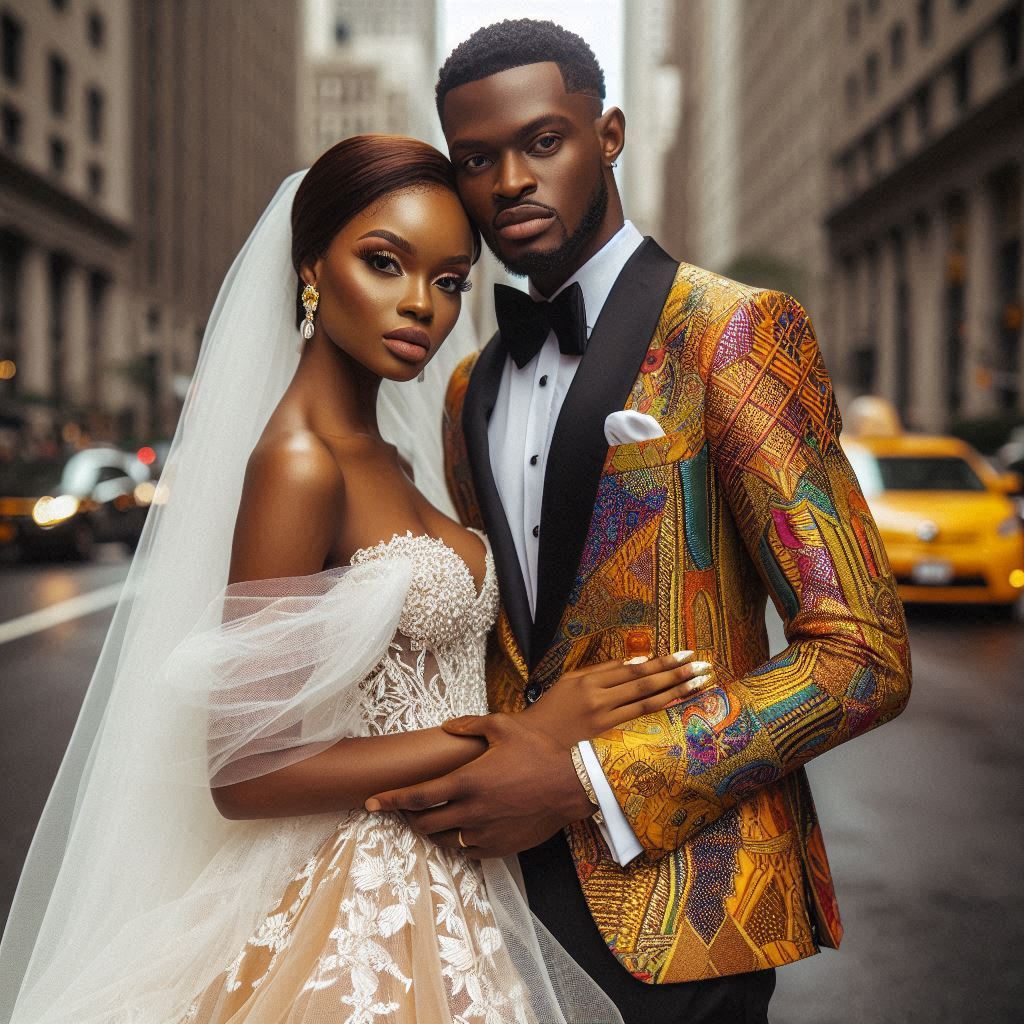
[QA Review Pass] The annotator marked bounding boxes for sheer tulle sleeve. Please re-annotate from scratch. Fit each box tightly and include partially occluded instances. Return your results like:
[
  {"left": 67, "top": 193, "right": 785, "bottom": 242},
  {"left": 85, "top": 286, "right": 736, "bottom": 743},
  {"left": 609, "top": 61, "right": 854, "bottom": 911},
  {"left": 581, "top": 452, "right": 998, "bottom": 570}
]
[{"left": 166, "top": 558, "right": 413, "bottom": 786}]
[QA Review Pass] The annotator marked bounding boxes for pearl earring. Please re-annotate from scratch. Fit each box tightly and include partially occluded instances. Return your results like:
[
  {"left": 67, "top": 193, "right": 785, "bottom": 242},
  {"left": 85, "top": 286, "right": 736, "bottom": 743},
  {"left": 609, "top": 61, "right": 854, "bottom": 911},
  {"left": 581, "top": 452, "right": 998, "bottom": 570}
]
[{"left": 300, "top": 283, "right": 319, "bottom": 341}]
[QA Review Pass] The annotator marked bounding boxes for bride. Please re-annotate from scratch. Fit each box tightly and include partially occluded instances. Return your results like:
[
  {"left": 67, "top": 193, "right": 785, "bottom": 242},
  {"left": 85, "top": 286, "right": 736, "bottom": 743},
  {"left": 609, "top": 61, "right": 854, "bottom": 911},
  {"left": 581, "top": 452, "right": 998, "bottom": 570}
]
[{"left": 0, "top": 136, "right": 705, "bottom": 1024}]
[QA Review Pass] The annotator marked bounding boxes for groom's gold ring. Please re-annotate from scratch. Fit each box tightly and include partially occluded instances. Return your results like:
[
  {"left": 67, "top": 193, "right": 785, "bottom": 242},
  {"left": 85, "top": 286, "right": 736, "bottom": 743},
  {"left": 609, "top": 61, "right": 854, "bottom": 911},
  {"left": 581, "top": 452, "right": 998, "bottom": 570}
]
[{"left": 457, "top": 830, "right": 468, "bottom": 849}]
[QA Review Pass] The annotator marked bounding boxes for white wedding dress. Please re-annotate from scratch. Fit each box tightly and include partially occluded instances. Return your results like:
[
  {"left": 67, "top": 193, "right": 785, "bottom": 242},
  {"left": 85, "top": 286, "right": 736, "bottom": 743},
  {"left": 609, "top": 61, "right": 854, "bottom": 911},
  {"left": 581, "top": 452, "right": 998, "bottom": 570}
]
[
  {"left": 0, "top": 172, "right": 622, "bottom": 1024},
  {"left": 181, "top": 530, "right": 533, "bottom": 1023}
]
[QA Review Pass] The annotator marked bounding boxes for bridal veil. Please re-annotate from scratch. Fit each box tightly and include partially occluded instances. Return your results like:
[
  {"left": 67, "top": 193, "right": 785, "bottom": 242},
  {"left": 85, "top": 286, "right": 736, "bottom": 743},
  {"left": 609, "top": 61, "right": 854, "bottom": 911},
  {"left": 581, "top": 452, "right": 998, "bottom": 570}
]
[{"left": 0, "top": 171, "right": 621, "bottom": 1024}]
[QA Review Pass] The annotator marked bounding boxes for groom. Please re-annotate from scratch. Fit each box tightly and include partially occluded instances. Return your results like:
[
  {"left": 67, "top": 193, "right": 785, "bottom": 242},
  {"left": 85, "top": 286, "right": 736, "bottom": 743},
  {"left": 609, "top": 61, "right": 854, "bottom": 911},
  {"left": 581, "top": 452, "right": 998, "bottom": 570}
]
[{"left": 369, "top": 19, "right": 912, "bottom": 1023}]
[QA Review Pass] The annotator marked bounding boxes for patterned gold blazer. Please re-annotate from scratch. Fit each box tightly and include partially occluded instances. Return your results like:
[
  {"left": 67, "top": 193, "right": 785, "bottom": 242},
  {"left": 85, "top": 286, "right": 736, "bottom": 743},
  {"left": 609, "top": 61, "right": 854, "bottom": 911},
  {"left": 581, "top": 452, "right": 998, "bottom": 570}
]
[{"left": 442, "top": 239, "right": 911, "bottom": 984}]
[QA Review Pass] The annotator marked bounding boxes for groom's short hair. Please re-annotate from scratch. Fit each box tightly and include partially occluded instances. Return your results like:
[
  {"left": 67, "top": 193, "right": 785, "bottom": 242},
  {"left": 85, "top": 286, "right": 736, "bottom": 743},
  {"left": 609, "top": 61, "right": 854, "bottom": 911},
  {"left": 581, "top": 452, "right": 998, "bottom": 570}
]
[{"left": 436, "top": 19, "right": 605, "bottom": 120}]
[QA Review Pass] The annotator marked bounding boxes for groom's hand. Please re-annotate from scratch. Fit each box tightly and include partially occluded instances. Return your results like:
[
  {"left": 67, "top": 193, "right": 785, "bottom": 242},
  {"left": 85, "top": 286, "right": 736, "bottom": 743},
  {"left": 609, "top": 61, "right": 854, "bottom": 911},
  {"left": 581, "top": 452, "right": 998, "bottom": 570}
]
[{"left": 363, "top": 714, "right": 595, "bottom": 858}]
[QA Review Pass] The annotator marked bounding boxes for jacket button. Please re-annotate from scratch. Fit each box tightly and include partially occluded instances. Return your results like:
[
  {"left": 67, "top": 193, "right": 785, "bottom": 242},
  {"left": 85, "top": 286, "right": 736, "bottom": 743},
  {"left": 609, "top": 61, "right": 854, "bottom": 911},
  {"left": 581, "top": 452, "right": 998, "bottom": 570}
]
[
  {"left": 530, "top": 454, "right": 539, "bottom": 466},
  {"left": 539, "top": 375, "right": 548, "bottom": 387},
  {"left": 525, "top": 682, "right": 542, "bottom": 703},
  {"left": 532, "top": 524, "right": 540, "bottom": 537}
]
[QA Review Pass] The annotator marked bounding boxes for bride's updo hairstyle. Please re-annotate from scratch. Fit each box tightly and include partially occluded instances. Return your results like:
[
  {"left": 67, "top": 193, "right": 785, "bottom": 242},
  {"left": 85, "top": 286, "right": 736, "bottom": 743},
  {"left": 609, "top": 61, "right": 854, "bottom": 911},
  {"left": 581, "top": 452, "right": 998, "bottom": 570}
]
[{"left": 290, "top": 134, "right": 479, "bottom": 325}]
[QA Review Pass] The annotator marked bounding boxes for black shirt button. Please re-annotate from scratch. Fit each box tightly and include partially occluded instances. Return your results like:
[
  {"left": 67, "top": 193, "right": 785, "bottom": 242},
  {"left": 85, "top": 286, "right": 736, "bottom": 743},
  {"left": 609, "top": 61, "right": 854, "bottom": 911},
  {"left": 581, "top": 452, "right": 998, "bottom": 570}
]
[
  {"left": 539, "top": 375, "right": 548, "bottom": 387},
  {"left": 525, "top": 682, "right": 542, "bottom": 704},
  {"left": 530, "top": 454, "right": 539, "bottom": 466},
  {"left": 532, "top": 524, "right": 540, "bottom": 537}
]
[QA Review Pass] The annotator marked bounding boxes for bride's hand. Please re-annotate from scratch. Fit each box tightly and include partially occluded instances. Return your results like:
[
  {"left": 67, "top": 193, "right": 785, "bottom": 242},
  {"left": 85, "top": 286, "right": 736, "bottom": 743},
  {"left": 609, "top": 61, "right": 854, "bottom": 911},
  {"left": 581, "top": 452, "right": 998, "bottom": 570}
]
[{"left": 520, "top": 651, "right": 712, "bottom": 748}]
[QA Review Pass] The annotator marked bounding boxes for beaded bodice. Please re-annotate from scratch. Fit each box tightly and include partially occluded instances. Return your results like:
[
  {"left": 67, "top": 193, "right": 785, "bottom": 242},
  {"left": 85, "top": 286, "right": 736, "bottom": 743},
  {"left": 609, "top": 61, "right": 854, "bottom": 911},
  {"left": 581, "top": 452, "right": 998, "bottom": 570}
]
[{"left": 350, "top": 529, "right": 497, "bottom": 735}]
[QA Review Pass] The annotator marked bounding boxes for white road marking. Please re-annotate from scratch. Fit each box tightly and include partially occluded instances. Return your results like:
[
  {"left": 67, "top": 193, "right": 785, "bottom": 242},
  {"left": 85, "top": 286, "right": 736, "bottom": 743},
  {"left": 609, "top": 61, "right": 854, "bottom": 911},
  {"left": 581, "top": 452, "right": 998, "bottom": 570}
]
[{"left": 0, "top": 582, "right": 125, "bottom": 646}]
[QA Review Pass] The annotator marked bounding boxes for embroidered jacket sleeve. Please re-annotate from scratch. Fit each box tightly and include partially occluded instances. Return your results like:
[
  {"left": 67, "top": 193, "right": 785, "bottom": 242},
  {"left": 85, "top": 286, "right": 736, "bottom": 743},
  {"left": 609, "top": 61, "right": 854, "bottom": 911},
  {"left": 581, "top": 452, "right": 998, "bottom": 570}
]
[{"left": 589, "top": 290, "right": 912, "bottom": 858}]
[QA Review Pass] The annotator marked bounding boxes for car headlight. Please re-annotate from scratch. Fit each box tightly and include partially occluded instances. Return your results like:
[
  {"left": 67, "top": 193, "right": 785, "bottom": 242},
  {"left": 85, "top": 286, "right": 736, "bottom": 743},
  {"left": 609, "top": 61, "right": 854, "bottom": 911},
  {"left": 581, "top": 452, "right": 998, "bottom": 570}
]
[
  {"left": 997, "top": 515, "right": 1022, "bottom": 537},
  {"left": 133, "top": 481, "right": 156, "bottom": 506},
  {"left": 32, "top": 494, "right": 81, "bottom": 528}
]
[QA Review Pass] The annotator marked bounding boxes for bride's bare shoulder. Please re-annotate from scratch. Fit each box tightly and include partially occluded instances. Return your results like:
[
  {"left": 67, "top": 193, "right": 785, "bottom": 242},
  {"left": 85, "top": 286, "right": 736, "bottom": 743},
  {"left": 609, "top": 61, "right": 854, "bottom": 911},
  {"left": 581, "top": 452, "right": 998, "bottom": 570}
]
[
  {"left": 245, "top": 428, "right": 345, "bottom": 497},
  {"left": 230, "top": 430, "right": 345, "bottom": 583}
]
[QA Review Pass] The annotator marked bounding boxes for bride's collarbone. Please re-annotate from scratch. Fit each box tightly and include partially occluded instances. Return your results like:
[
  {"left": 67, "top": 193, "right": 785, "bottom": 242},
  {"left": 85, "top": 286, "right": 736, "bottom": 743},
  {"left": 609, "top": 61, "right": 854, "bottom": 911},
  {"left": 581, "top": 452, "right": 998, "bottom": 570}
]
[{"left": 319, "top": 439, "right": 485, "bottom": 585}]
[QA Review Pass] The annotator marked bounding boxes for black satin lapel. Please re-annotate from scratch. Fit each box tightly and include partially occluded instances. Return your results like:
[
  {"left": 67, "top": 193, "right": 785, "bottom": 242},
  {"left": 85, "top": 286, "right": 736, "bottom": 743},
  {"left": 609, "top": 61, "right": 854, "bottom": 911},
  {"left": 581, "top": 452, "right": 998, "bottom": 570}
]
[
  {"left": 463, "top": 331, "right": 534, "bottom": 664},
  {"left": 531, "top": 239, "right": 680, "bottom": 667}
]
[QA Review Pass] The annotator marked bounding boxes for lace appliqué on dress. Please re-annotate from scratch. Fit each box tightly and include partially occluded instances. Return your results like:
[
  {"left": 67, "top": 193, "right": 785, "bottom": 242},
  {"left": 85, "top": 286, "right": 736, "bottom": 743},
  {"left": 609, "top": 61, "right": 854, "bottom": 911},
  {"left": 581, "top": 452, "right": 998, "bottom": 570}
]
[{"left": 183, "top": 532, "right": 534, "bottom": 1024}]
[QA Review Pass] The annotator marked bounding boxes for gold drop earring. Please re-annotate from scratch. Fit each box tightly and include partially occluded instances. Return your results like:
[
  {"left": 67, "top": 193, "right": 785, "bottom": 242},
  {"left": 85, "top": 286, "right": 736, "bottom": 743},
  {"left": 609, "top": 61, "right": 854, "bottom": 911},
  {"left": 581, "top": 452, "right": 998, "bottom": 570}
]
[{"left": 300, "top": 283, "right": 319, "bottom": 341}]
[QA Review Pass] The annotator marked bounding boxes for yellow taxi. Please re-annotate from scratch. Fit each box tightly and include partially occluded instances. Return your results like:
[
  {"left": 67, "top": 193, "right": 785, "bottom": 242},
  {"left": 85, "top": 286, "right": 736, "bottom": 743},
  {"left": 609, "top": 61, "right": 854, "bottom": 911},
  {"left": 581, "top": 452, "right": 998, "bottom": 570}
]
[{"left": 842, "top": 420, "right": 1024, "bottom": 606}]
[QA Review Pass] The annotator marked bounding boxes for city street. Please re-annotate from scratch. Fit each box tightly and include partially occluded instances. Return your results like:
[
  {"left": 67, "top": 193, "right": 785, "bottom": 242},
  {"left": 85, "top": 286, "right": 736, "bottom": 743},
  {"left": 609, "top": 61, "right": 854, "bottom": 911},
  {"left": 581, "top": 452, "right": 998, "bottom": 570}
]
[{"left": 0, "top": 553, "right": 1021, "bottom": 1023}]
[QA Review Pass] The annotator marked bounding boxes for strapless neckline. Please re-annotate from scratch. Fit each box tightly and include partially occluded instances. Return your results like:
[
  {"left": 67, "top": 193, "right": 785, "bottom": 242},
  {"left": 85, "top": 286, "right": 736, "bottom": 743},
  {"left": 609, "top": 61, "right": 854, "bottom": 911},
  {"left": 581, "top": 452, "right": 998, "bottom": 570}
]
[{"left": 349, "top": 528, "right": 493, "bottom": 603}]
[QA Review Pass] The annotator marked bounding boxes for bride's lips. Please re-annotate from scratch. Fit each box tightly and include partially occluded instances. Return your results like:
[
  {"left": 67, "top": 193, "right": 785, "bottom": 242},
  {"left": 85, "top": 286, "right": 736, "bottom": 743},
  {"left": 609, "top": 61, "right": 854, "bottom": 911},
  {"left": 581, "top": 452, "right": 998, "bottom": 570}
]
[
  {"left": 493, "top": 204, "right": 556, "bottom": 242},
  {"left": 382, "top": 326, "right": 430, "bottom": 363}
]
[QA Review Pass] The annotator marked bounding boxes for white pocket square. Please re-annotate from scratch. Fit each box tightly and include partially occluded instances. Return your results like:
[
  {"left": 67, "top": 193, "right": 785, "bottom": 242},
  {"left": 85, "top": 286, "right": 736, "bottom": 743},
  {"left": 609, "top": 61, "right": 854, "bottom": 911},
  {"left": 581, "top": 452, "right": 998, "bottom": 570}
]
[{"left": 604, "top": 411, "right": 666, "bottom": 446}]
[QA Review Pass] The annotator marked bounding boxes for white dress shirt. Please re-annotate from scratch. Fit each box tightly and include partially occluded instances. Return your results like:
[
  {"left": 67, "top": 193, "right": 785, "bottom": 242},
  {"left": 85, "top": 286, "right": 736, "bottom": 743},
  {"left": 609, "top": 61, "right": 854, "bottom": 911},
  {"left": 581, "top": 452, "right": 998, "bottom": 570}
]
[{"left": 487, "top": 220, "right": 645, "bottom": 866}]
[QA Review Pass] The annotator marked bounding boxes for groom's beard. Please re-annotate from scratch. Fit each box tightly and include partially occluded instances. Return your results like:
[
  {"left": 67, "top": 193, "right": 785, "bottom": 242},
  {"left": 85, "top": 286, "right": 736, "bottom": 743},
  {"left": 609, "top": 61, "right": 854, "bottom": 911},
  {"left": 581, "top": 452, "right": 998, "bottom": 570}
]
[{"left": 485, "top": 174, "right": 609, "bottom": 281}]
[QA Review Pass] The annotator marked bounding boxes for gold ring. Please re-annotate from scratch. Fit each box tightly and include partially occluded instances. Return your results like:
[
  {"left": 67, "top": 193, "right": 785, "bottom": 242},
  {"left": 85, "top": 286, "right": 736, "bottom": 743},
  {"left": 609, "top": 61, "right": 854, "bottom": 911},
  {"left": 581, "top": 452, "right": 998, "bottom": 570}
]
[{"left": 457, "top": 830, "right": 468, "bottom": 849}]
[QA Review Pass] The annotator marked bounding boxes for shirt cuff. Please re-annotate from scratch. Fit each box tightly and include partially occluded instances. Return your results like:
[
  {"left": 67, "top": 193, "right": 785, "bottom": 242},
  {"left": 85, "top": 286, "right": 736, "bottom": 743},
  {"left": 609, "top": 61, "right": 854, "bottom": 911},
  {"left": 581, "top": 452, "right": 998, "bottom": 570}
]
[{"left": 578, "top": 741, "right": 643, "bottom": 866}]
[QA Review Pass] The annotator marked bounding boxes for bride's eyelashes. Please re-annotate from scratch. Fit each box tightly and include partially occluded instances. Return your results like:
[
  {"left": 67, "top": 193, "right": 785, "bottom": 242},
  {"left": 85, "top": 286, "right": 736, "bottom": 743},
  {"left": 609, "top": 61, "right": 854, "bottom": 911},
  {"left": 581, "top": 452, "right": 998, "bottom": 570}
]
[
  {"left": 357, "top": 247, "right": 471, "bottom": 295},
  {"left": 360, "top": 248, "right": 402, "bottom": 277},
  {"left": 436, "top": 274, "right": 473, "bottom": 295}
]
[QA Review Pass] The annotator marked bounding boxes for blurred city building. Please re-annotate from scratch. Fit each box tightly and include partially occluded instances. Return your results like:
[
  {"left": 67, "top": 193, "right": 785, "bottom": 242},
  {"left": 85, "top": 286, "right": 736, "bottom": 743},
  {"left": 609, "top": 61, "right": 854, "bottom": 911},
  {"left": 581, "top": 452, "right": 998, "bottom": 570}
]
[
  {"left": 0, "top": 0, "right": 132, "bottom": 449},
  {"left": 663, "top": 0, "right": 1023, "bottom": 435},
  {"left": 300, "top": 0, "right": 438, "bottom": 164},
  {"left": 620, "top": 0, "right": 680, "bottom": 240},
  {"left": 661, "top": 0, "right": 832, "bottom": 338},
  {"left": 828, "top": 0, "right": 1022, "bottom": 433},
  {"left": 0, "top": 0, "right": 299, "bottom": 450},
  {"left": 132, "top": 1, "right": 299, "bottom": 438}
]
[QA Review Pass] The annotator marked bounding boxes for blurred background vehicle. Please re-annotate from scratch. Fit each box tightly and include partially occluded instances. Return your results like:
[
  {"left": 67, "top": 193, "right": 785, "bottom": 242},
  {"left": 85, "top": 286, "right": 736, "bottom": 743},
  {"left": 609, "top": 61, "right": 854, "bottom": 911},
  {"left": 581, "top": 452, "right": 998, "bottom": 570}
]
[
  {"left": 0, "top": 448, "right": 153, "bottom": 561},
  {"left": 996, "top": 425, "right": 1024, "bottom": 482},
  {"left": 843, "top": 412, "right": 1024, "bottom": 608}
]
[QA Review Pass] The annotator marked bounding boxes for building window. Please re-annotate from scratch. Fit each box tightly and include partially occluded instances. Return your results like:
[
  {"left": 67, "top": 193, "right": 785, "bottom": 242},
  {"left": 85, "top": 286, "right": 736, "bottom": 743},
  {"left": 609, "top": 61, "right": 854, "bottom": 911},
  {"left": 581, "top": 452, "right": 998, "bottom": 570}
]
[
  {"left": 49, "top": 53, "right": 69, "bottom": 117},
  {"left": 887, "top": 109, "right": 904, "bottom": 159},
  {"left": 1, "top": 103, "right": 21, "bottom": 149},
  {"left": 864, "top": 130, "right": 878, "bottom": 176},
  {"left": 334, "top": 19, "right": 350, "bottom": 44},
  {"left": 867, "top": 0, "right": 881, "bottom": 14},
  {"left": 914, "top": 84, "right": 932, "bottom": 134},
  {"left": 846, "top": 2, "right": 861, "bottom": 40},
  {"left": 87, "top": 10, "right": 105, "bottom": 48},
  {"left": 845, "top": 74, "right": 860, "bottom": 113},
  {"left": 839, "top": 150, "right": 857, "bottom": 190},
  {"left": 892, "top": 235, "right": 911, "bottom": 414},
  {"left": 917, "top": 0, "right": 934, "bottom": 42},
  {"left": 953, "top": 0, "right": 972, "bottom": 10},
  {"left": 865, "top": 52, "right": 880, "bottom": 96},
  {"left": 890, "top": 22, "right": 906, "bottom": 69},
  {"left": 951, "top": 48, "right": 971, "bottom": 109},
  {"left": 86, "top": 86, "right": 104, "bottom": 142},
  {"left": 1000, "top": 4, "right": 1021, "bottom": 70},
  {"left": 992, "top": 169, "right": 1021, "bottom": 410},
  {"left": 851, "top": 346, "right": 877, "bottom": 394},
  {"left": 51, "top": 0, "right": 69, "bottom": 11},
  {"left": 2, "top": 12, "right": 23, "bottom": 84},
  {"left": 49, "top": 136, "right": 67, "bottom": 174},
  {"left": 944, "top": 198, "right": 968, "bottom": 415},
  {"left": 87, "top": 162, "right": 103, "bottom": 197}
]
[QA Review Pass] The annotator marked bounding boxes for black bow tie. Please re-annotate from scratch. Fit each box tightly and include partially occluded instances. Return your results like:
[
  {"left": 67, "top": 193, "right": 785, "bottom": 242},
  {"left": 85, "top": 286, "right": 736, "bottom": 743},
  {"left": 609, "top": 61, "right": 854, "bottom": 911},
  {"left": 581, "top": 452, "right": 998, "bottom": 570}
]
[{"left": 494, "top": 282, "right": 588, "bottom": 369}]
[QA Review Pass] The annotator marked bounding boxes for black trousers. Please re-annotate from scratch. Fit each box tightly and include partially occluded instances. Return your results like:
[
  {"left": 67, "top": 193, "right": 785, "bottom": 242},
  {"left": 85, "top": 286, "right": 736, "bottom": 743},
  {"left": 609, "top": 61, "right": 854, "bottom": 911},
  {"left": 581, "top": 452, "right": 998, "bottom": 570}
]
[{"left": 519, "top": 835, "right": 775, "bottom": 1024}]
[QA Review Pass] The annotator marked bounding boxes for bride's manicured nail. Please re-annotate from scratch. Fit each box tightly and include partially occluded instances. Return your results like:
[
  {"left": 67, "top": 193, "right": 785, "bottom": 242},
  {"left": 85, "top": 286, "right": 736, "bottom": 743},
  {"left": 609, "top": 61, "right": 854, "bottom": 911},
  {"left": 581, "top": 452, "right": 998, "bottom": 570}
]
[
  {"left": 689, "top": 660, "right": 713, "bottom": 674},
  {"left": 672, "top": 650, "right": 695, "bottom": 662},
  {"left": 687, "top": 673, "right": 713, "bottom": 691},
  {"left": 624, "top": 655, "right": 650, "bottom": 665},
  {"left": 364, "top": 798, "right": 381, "bottom": 812}
]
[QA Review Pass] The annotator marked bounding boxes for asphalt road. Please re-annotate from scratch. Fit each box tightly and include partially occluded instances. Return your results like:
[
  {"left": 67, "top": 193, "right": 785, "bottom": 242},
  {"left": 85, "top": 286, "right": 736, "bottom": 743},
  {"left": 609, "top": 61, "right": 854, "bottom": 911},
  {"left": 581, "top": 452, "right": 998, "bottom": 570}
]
[{"left": 1, "top": 551, "right": 1021, "bottom": 1023}]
